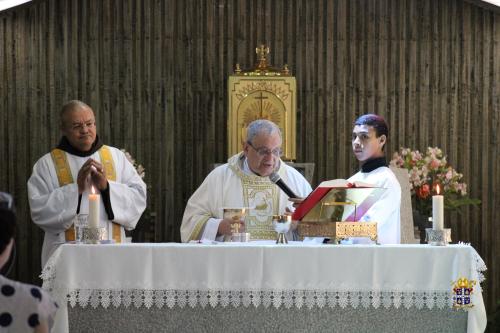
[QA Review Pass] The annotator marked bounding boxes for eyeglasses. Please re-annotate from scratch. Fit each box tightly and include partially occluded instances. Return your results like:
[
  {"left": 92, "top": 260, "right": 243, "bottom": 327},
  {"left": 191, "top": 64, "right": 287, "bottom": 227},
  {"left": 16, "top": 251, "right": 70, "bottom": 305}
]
[
  {"left": 247, "top": 141, "right": 282, "bottom": 157},
  {"left": 0, "top": 192, "right": 14, "bottom": 211}
]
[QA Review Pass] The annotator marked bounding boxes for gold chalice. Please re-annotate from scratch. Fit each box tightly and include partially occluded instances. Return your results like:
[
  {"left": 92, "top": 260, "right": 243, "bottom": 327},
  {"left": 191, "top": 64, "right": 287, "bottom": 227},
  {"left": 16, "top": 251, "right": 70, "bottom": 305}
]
[{"left": 222, "top": 207, "right": 250, "bottom": 242}]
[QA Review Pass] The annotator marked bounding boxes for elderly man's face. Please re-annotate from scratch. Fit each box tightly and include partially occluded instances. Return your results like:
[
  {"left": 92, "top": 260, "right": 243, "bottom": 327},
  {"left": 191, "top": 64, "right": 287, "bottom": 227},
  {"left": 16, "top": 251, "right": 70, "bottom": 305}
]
[
  {"left": 61, "top": 106, "right": 97, "bottom": 152},
  {"left": 243, "top": 131, "right": 282, "bottom": 177}
]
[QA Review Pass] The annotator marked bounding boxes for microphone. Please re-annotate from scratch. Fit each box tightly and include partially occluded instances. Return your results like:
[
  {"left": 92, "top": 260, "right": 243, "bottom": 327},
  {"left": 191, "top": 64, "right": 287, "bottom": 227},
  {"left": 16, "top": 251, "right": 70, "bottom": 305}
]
[{"left": 269, "top": 172, "right": 299, "bottom": 199}]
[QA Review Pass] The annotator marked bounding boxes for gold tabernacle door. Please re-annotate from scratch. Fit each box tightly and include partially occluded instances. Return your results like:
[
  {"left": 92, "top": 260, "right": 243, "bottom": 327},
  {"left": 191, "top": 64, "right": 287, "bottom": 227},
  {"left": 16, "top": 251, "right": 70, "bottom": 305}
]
[
  {"left": 228, "top": 45, "right": 296, "bottom": 160},
  {"left": 296, "top": 186, "right": 385, "bottom": 243}
]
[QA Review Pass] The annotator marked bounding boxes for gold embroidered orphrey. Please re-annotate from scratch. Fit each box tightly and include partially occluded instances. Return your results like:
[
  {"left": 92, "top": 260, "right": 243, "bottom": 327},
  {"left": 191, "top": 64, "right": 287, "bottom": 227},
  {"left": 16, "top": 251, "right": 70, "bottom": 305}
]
[
  {"left": 228, "top": 157, "right": 280, "bottom": 240},
  {"left": 50, "top": 146, "right": 122, "bottom": 243},
  {"left": 228, "top": 45, "right": 297, "bottom": 160}
]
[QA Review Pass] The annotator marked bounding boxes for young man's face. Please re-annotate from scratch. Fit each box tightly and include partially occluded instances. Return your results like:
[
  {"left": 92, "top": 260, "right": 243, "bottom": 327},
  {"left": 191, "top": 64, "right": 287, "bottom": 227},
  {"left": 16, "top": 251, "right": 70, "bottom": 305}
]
[
  {"left": 351, "top": 124, "right": 386, "bottom": 163},
  {"left": 243, "top": 131, "right": 282, "bottom": 177}
]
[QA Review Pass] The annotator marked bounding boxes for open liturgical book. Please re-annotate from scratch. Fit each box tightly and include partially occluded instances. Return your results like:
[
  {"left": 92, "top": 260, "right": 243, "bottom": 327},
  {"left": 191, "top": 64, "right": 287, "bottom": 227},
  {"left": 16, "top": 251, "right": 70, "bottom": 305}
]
[{"left": 292, "top": 179, "right": 385, "bottom": 222}]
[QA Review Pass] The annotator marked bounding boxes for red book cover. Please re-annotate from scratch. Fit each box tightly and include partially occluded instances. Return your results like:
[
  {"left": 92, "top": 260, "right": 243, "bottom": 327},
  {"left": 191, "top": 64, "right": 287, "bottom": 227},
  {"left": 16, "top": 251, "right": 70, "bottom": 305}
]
[{"left": 291, "top": 179, "right": 374, "bottom": 221}]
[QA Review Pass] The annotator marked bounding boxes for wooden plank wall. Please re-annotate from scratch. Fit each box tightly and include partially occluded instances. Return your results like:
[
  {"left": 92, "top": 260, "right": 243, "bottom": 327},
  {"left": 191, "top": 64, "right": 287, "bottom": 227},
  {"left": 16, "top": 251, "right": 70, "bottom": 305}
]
[{"left": 0, "top": 0, "right": 498, "bottom": 314}]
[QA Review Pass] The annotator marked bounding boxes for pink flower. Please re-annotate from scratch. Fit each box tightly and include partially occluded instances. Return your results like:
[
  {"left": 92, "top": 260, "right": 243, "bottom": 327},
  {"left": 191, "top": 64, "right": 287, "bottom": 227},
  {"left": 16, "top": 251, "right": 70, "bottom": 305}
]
[
  {"left": 457, "top": 183, "right": 467, "bottom": 195},
  {"left": 390, "top": 146, "right": 479, "bottom": 214},
  {"left": 430, "top": 159, "right": 440, "bottom": 170}
]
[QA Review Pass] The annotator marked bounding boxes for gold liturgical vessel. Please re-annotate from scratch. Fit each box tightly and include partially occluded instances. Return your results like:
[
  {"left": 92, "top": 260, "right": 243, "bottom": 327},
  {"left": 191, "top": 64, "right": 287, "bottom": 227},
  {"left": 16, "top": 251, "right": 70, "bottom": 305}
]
[
  {"left": 228, "top": 45, "right": 297, "bottom": 160},
  {"left": 296, "top": 187, "right": 382, "bottom": 243}
]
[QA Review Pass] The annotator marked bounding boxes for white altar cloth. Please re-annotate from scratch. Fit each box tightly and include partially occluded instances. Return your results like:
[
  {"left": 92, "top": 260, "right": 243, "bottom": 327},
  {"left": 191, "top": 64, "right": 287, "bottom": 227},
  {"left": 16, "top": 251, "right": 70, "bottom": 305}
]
[{"left": 41, "top": 242, "right": 487, "bottom": 333}]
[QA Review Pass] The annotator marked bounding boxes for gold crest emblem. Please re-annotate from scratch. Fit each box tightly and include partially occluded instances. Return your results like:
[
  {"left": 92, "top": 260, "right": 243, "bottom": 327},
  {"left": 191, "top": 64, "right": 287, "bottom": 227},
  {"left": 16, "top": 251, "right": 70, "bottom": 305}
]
[{"left": 452, "top": 277, "right": 476, "bottom": 309}]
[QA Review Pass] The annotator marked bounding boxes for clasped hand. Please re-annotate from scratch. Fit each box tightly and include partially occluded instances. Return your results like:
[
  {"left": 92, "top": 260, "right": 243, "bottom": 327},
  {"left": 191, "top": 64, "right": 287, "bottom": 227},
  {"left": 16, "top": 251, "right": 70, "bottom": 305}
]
[{"left": 77, "top": 159, "right": 108, "bottom": 194}]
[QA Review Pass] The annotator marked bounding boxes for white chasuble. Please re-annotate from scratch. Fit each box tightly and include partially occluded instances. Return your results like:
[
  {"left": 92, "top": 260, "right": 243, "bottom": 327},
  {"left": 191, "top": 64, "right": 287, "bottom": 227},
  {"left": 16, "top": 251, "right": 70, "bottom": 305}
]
[{"left": 181, "top": 153, "right": 312, "bottom": 242}]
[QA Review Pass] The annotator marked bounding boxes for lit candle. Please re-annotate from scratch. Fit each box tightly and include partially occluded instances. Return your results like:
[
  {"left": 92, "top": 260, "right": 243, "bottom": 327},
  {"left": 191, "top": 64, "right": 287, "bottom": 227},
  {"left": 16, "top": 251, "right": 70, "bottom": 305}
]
[
  {"left": 432, "top": 184, "right": 444, "bottom": 230},
  {"left": 88, "top": 185, "right": 100, "bottom": 228}
]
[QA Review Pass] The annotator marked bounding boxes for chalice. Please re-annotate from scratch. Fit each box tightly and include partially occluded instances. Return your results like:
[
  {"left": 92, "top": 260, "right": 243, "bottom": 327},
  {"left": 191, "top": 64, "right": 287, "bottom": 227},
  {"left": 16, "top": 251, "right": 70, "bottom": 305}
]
[
  {"left": 223, "top": 207, "right": 250, "bottom": 242},
  {"left": 272, "top": 215, "right": 292, "bottom": 244}
]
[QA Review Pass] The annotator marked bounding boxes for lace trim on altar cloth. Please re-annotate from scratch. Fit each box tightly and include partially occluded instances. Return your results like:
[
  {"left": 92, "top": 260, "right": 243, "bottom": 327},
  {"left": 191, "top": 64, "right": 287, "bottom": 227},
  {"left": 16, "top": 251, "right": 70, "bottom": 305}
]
[
  {"left": 471, "top": 248, "right": 487, "bottom": 283},
  {"left": 40, "top": 245, "right": 488, "bottom": 310},
  {"left": 55, "top": 289, "right": 456, "bottom": 310}
]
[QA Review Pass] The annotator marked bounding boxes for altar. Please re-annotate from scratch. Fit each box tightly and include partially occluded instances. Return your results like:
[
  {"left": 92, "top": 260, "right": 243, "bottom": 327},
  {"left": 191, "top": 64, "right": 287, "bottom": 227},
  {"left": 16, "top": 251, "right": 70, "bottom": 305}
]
[{"left": 41, "top": 242, "right": 487, "bottom": 332}]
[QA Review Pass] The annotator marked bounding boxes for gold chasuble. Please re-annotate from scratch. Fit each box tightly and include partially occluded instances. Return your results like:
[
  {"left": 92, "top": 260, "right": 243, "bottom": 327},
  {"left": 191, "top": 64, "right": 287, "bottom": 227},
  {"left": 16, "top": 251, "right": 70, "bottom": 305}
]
[
  {"left": 228, "top": 161, "right": 279, "bottom": 240},
  {"left": 50, "top": 146, "right": 122, "bottom": 242}
]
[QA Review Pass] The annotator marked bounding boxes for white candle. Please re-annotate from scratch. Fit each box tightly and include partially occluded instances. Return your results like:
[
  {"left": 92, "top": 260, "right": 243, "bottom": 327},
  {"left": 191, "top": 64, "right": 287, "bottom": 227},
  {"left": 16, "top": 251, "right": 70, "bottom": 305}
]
[
  {"left": 88, "top": 186, "right": 100, "bottom": 228},
  {"left": 432, "top": 184, "right": 444, "bottom": 230}
]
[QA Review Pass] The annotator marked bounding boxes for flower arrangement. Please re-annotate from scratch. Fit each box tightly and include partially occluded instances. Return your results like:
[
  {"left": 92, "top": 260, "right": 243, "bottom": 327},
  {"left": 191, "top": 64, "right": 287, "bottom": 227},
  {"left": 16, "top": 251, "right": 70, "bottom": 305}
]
[
  {"left": 121, "top": 149, "right": 146, "bottom": 179},
  {"left": 390, "top": 147, "right": 480, "bottom": 218}
]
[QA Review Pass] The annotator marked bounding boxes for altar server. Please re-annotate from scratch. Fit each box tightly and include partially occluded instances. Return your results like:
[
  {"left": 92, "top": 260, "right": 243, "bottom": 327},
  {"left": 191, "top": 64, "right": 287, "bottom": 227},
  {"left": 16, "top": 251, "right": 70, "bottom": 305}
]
[
  {"left": 28, "top": 100, "right": 147, "bottom": 267},
  {"left": 181, "top": 119, "right": 312, "bottom": 242},
  {"left": 348, "top": 114, "right": 401, "bottom": 244}
]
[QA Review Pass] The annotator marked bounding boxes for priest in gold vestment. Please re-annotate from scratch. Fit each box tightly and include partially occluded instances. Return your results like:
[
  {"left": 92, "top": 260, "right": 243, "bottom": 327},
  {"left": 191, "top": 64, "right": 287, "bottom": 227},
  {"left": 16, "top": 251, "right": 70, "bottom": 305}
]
[{"left": 181, "top": 120, "right": 312, "bottom": 242}]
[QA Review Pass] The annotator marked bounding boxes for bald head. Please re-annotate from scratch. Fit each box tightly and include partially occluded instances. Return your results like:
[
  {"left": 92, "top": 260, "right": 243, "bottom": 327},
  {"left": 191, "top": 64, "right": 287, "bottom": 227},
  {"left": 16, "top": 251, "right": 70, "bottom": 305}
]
[{"left": 60, "top": 100, "right": 93, "bottom": 129}]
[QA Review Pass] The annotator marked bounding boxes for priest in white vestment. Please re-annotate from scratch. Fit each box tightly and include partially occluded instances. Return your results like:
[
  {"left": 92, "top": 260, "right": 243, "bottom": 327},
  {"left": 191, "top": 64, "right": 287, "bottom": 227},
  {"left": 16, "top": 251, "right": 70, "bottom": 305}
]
[
  {"left": 348, "top": 114, "right": 401, "bottom": 244},
  {"left": 181, "top": 119, "right": 312, "bottom": 242},
  {"left": 28, "top": 100, "right": 147, "bottom": 267}
]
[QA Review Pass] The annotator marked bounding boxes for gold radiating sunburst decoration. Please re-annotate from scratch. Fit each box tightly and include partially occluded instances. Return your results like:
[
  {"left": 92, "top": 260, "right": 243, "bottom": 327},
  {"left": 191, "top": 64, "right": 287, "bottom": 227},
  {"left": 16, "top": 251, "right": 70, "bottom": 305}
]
[
  {"left": 243, "top": 100, "right": 282, "bottom": 124},
  {"left": 228, "top": 45, "right": 297, "bottom": 160}
]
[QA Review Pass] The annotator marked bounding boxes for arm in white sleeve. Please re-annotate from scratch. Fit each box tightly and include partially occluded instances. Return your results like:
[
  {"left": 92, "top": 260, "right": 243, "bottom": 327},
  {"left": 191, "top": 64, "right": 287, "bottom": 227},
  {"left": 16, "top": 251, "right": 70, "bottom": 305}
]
[
  {"left": 361, "top": 177, "right": 401, "bottom": 243},
  {"left": 181, "top": 170, "right": 223, "bottom": 242},
  {"left": 108, "top": 152, "right": 147, "bottom": 230},
  {"left": 27, "top": 158, "right": 78, "bottom": 234},
  {"left": 201, "top": 218, "right": 224, "bottom": 241}
]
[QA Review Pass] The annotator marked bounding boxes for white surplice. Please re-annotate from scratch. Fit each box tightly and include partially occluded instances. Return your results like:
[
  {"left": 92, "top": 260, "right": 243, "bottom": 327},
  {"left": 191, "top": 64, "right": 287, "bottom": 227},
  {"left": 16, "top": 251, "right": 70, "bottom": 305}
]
[
  {"left": 28, "top": 146, "right": 147, "bottom": 267},
  {"left": 348, "top": 166, "right": 401, "bottom": 244},
  {"left": 181, "top": 153, "right": 312, "bottom": 242}
]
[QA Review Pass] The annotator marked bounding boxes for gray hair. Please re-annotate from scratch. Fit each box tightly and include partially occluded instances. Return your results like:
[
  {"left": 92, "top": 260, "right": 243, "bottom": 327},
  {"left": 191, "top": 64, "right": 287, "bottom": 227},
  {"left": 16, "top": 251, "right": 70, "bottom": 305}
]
[
  {"left": 246, "top": 119, "right": 282, "bottom": 143},
  {"left": 60, "top": 100, "right": 92, "bottom": 127}
]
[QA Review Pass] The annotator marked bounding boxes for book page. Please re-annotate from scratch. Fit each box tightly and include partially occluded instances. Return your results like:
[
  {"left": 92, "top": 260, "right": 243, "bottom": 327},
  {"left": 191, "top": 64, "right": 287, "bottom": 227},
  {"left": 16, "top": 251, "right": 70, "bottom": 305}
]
[{"left": 317, "top": 179, "right": 376, "bottom": 188}]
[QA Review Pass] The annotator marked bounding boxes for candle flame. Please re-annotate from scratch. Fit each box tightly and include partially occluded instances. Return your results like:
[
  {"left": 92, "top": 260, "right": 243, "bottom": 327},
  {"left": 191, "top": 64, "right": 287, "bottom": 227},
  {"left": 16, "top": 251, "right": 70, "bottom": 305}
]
[
  {"left": 91, "top": 185, "right": 96, "bottom": 194},
  {"left": 436, "top": 184, "right": 441, "bottom": 195}
]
